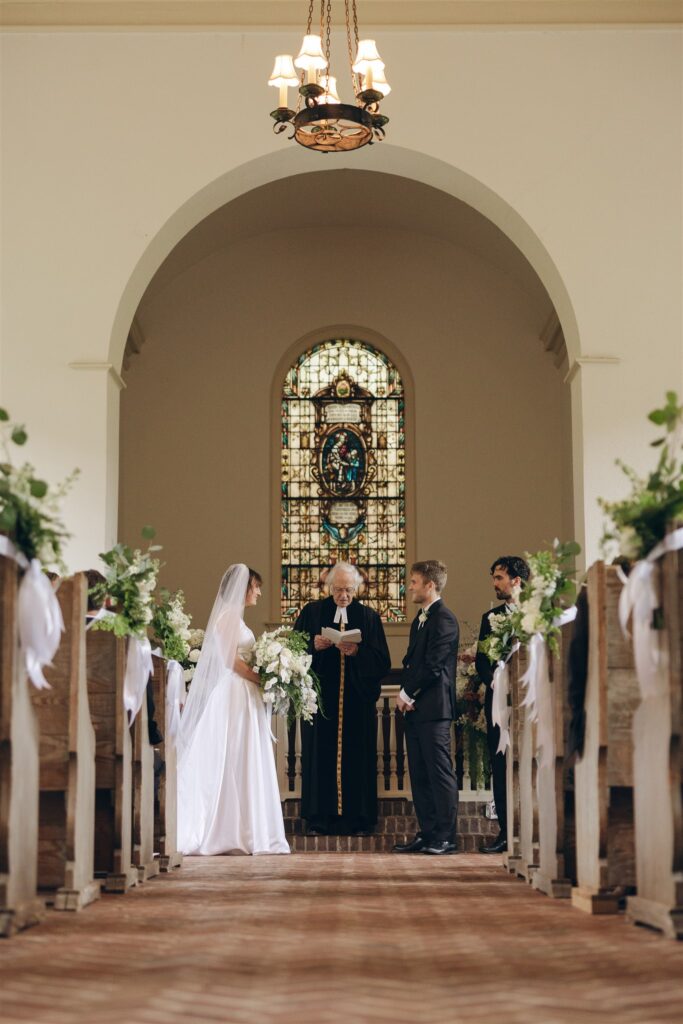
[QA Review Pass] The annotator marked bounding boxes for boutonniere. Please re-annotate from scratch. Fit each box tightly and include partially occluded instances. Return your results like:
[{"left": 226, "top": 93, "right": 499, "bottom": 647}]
[{"left": 418, "top": 609, "right": 429, "bottom": 627}]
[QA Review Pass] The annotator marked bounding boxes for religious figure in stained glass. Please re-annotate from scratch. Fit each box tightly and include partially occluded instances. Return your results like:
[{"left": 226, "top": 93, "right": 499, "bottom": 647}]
[{"left": 281, "top": 339, "right": 406, "bottom": 622}]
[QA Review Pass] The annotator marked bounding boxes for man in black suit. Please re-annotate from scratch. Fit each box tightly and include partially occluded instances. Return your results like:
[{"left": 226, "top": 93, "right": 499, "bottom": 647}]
[
  {"left": 392, "top": 560, "right": 460, "bottom": 856},
  {"left": 475, "top": 555, "right": 530, "bottom": 854}
]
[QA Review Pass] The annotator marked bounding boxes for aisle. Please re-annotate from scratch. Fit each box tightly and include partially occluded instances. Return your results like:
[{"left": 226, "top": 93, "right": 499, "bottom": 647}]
[{"left": 2, "top": 854, "right": 683, "bottom": 1024}]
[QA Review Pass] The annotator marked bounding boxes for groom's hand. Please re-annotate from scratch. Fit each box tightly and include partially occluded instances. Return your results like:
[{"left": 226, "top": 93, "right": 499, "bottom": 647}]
[{"left": 396, "top": 694, "right": 414, "bottom": 713}]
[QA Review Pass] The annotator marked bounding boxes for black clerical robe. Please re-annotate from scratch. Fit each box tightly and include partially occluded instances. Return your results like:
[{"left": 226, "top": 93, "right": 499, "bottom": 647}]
[{"left": 294, "top": 597, "right": 391, "bottom": 831}]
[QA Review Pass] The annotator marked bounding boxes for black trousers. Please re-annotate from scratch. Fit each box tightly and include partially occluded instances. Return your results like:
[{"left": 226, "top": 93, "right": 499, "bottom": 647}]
[
  {"left": 404, "top": 717, "right": 458, "bottom": 843},
  {"left": 484, "top": 685, "right": 507, "bottom": 837}
]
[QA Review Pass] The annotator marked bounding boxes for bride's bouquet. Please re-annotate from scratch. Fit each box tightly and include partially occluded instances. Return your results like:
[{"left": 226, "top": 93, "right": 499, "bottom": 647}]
[{"left": 249, "top": 626, "right": 322, "bottom": 725}]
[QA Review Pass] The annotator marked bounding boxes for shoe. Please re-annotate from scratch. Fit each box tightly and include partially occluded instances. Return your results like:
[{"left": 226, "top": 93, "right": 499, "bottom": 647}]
[
  {"left": 392, "top": 835, "right": 428, "bottom": 854},
  {"left": 307, "top": 827, "right": 327, "bottom": 836},
  {"left": 422, "top": 840, "right": 458, "bottom": 855},
  {"left": 479, "top": 834, "right": 507, "bottom": 854}
]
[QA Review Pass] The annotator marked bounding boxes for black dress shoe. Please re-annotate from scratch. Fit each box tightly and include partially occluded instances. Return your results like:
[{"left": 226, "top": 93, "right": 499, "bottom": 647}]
[
  {"left": 392, "top": 835, "right": 428, "bottom": 853},
  {"left": 479, "top": 834, "right": 507, "bottom": 853},
  {"left": 422, "top": 840, "right": 458, "bottom": 855}
]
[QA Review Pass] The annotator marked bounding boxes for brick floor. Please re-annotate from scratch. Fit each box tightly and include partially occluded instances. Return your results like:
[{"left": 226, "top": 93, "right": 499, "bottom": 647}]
[{"left": 2, "top": 854, "right": 683, "bottom": 1024}]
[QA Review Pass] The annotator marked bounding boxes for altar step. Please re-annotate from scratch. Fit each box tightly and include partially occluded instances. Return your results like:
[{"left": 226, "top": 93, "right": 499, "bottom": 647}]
[{"left": 282, "top": 798, "right": 499, "bottom": 853}]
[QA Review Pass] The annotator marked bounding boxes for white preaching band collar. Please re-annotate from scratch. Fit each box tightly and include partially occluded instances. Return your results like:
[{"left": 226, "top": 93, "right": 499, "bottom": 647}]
[{"left": 333, "top": 605, "right": 349, "bottom": 625}]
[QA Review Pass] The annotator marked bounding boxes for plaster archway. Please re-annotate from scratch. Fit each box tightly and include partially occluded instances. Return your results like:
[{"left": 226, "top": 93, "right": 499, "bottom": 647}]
[{"left": 108, "top": 144, "right": 581, "bottom": 376}]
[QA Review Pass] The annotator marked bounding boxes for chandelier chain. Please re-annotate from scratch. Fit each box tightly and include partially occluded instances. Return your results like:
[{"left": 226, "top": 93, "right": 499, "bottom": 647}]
[
  {"left": 345, "top": 0, "right": 359, "bottom": 97},
  {"left": 325, "top": 0, "right": 333, "bottom": 72}
]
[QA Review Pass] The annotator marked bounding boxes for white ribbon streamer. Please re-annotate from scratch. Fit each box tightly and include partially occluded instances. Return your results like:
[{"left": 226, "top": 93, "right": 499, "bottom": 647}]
[
  {"left": 519, "top": 606, "right": 577, "bottom": 768},
  {"left": 17, "top": 558, "right": 64, "bottom": 690},
  {"left": 617, "top": 527, "right": 683, "bottom": 700},
  {"left": 123, "top": 636, "right": 153, "bottom": 722},
  {"left": 165, "top": 658, "right": 185, "bottom": 741},
  {"left": 491, "top": 642, "right": 520, "bottom": 754}
]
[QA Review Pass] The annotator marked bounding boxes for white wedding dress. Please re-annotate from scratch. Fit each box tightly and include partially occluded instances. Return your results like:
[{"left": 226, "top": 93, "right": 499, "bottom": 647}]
[{"left": 177, "top": 619, "right": 290, "bottom": 856}]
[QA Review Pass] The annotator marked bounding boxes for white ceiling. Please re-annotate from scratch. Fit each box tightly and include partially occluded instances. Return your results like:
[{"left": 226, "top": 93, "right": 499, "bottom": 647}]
[{"left": 1, "top": 0, "right": 680, "bottom": 28}]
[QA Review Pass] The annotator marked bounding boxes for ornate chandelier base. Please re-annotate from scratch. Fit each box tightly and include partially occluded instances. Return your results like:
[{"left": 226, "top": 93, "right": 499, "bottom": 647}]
[{"left": 271, "top": 89, "right": 389, "bottom": 154}]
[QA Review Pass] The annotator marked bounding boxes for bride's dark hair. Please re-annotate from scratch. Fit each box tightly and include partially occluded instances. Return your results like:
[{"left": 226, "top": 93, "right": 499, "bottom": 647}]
[{"left": 247, "top": 568, "right": 262, "bottom": 592}]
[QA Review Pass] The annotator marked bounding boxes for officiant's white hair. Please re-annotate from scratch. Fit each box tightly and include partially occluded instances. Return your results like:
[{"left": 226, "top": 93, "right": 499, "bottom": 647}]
[{"left": 326, "top": 562, "right": 362, "bottom": 591}]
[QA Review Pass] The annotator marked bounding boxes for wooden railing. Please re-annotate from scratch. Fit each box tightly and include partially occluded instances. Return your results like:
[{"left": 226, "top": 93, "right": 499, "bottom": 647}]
[{"left": 273, "top": 680, "right": 492, "bottom": 803}]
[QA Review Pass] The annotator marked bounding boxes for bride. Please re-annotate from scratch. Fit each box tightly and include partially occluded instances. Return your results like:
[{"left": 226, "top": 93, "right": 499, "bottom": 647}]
[{"left": 177, "top": 564, "right": 290, "bottom": 856}]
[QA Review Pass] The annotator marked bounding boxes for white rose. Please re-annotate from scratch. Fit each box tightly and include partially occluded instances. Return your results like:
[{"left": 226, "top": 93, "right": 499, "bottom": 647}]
[
  {"left": 184, "top": 668, "right": 194, "bottom": 683},
  {"left": 189, "top": 649, "right": 201, "bottom": 663}
]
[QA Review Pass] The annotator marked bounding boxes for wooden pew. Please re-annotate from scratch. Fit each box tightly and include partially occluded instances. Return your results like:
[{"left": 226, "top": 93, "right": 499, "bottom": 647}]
[
  {"left": 152, "top": 657, "right": 183, "bottom": 873},
  {"left": 131, "top": 667, "right": 159, "bottom": 883},
  {"left": 627, "top": 531, "right": 683, "bottom": 938},
  {"left": 86, "top": 632, "right": 137, "bottom": 893},
  {"left": 572, "top": 562, "right": 638, "bottom": 914},
  {"left": 503, "top": 648, "right": 524, "bottom": 875},
  {"left": 33, "top": 574, "right": 99, "bottom": 910},
  {"left": 533, "top": 621, "right": 576, "bottom": 898},
  {"left": 0, "top": 552, "right": 45, "bottom": 935}
]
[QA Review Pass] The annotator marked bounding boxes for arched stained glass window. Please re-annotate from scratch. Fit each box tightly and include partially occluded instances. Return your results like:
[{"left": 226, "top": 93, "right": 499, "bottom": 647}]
[{"left": 281, "top": 338, "right": 406, "bottom": 623}]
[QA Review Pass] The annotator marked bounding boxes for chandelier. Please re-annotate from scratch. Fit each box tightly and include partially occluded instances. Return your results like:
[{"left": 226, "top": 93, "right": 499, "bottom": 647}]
[{"left": 268, "top": 1, "right": 390, "bottom": 154}]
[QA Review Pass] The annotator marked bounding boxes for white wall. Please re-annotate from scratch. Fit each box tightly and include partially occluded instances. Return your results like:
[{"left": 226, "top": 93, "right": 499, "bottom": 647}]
[{"left": 1, "top": 26, "right": 681, "bottom": 572}]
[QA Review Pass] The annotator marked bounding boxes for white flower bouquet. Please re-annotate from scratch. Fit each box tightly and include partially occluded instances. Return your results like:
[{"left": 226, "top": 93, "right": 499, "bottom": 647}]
[
  {"left": 183, "top": 628, "right": 205, "bottom": 685},
  {"left": 248, "top": 626, "right": 322, "bottom": 725}
]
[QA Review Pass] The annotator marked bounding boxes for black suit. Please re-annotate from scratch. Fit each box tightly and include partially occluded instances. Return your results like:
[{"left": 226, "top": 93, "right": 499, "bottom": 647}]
[
  {"left": 475, "top": 604, "right": 508, "bottom": 837},
  {"left": 401, "top": 600, "right": 459, "bottom": 843}
]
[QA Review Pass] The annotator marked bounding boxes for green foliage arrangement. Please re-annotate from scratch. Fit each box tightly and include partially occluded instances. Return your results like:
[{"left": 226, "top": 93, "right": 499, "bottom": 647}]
[
  {"left": 89, "top": 526, "right": 162, "bottom": 639},
  {"left": 479, "top": 539, "right": 580, "bottom": 662},
  {"left": 152, "top": 589, "right": 192, "bottom": 663},
  {"left": 599, "top": 391, "right": 683, "bottom": 561},
  {"left": 0, "top": 407, "right": 79, "bottom": 572},
  {"left": 454, "top": 638, "right": 490, "bottom": 791}
]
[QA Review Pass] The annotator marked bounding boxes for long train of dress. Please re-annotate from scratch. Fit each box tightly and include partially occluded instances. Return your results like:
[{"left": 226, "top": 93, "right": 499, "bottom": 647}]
[{"left": 177, "top": 620, "right": 290, "bottom": 856}]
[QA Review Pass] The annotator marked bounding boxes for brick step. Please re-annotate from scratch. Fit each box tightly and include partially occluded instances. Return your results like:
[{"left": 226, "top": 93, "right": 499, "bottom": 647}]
[
  {"left": 287, "top": 832, "right": 497, "bottom": 853},
  {"left": 282, "top": 798, "right": 416, "bottom": 817}
]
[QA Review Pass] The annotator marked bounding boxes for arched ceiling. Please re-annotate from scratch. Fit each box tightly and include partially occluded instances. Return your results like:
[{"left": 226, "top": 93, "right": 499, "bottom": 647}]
[{"left": 127, "top": 169, "right": 566, "bottom": 370}]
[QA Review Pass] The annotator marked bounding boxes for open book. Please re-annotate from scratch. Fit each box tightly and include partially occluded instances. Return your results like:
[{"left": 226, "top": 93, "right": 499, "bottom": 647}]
[{"left": 321, "top": 626, "right": 363, "bottom": 645}]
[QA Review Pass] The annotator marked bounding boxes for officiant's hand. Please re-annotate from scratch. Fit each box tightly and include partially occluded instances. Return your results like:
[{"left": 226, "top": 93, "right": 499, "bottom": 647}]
[
  {"left": 314, "top": 635, "right": 333, "bottom": 651},
  {"left": 338, "top": 641, "right": 358, "bottom": 656}
]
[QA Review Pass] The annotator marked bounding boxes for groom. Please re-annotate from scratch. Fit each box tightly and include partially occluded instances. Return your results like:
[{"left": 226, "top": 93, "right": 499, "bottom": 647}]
[{"left": 393, "top": 561, "right": 460, "bottom": 855}]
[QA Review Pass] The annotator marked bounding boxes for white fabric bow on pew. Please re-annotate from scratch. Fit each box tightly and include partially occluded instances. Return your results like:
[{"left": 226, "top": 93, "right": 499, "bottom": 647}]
[
  {"left": 491, "top": 642, "right": 520, "bottom": 754},
  {"left": 165, "top": 658, "right": 185, "bottom": 741},
  {"left": 520, "top": 606, "right": 577, "bottom": 769},
  {"left": 618, "top": 526, "right": 683, "bottom": 700},
  {"left": 123, "top": 636, "right": 153, "bottom": 723},
  {"left": 0, "top": 537, "right": 64, "bottom": 690}
]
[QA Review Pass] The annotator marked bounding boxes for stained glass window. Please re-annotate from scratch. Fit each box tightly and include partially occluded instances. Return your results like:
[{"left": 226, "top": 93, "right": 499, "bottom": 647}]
[{"left": 281, "top": 338, "right": 406, "bottom": 622}]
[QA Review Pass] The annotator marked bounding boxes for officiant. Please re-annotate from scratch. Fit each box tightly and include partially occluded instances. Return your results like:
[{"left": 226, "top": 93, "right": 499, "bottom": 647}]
[{"left": 295, "top": 562, "right": 391, "bottom": 836}]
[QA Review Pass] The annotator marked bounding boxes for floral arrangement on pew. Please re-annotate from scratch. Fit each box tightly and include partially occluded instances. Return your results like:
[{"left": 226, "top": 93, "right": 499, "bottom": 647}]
[
  {"left": 454, "top": 638, "right": 489, "bottom": 790},
  {"left": 88, "top": 527, "right": 162, "bottom": 721},
  {"left": 183, "top": 628, "right": 205, "bottom": 687},
  {"left": 248, "top": 626, "right": 322, "bottom": 725},
  {"left": 0, "top": 406, "right": 79, "bottom": 573},
  {"left": 152, "top": 589, "right": 192, "bottom": 663},
  {"left": 599, "top": 391, "right": 683, "bottom": 562},
  {"left": 598, "top": 392, "right": 683, "bottom": 699},
  {"left": 88, "top": 526, "right": 161, "bottom": 639},
  {"left": 0, "top": 407, "right": 79, "bottom": 689},
  {"left": 511, "top": 540, "right": 580, "bottom": 654}
]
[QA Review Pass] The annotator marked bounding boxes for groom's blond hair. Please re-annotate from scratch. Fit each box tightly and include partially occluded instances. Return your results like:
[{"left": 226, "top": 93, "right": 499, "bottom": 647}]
[{"left": 411, "top": 560, "right": 447, "bottom": 593}]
